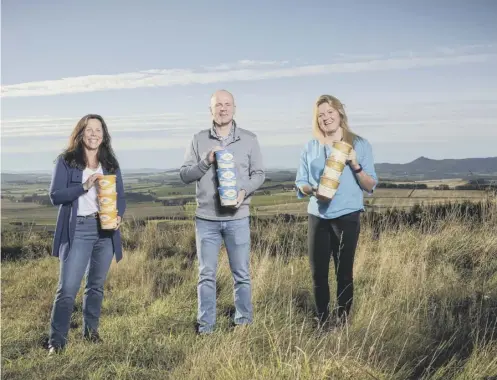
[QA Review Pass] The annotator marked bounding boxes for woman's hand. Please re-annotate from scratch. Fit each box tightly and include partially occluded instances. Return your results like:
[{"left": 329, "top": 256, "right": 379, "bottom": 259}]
[
  {"left": 83, "top": 173, "right": 102, "bottom": 191},
  {"left": 300, "top": 184, "right": 315, "bottom": 196},
  {"left": 115, "top": 216, "right": 122, "bottom": 230},
  {"left": 347, "top": 148, "right": 360, "bottom": 171}
]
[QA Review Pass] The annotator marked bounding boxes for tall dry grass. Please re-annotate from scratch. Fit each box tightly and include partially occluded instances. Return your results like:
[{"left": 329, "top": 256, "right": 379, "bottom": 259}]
[{"left": 1, "top": 202, "right": 496, "bottom": 379}]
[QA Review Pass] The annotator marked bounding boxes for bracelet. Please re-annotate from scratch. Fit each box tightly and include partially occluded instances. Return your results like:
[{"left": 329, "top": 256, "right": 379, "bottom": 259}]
[{"left": 353, "top": 164, "right": 363, "bottom": 174}]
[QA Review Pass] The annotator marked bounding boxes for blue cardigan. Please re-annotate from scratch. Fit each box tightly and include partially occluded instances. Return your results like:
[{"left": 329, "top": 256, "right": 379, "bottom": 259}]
[{"left": 49, "top": 157, "right": 127, "bottom": 262}]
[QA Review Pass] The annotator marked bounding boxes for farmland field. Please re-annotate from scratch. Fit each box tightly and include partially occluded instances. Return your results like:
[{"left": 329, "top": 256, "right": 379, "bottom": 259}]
[{"left": 1, "top": 172, "right": 492, "bottom": 231}]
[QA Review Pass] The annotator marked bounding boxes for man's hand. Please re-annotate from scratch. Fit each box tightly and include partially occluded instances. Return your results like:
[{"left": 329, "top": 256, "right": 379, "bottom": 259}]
[
  {"left": 114, "top": 216, "right": 122, "bottom": 230},
  {"left": 207, "top": 146, "right": 224, "bottom": 164},
  {"left": 347, "top": 148, "right": 360, "bottom": 170},
  {"left": 235, "top": 189, "right": 246, "bottom": 208}
]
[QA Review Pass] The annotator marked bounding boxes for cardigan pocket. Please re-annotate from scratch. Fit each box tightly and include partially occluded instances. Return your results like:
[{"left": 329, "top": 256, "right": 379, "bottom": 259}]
[{"left": 70, "top": 170, "right": 82, "bottom": 184}]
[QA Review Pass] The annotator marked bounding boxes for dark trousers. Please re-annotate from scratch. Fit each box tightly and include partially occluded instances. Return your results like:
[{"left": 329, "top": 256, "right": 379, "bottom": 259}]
[{"left": 308, "top": 211, "right": 361, "bottom": 323}]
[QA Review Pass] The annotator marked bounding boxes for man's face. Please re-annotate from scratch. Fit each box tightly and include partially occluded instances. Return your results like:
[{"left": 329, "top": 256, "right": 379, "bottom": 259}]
[{"left": 210, "top": 91, "right": 235, "bottom": 126}]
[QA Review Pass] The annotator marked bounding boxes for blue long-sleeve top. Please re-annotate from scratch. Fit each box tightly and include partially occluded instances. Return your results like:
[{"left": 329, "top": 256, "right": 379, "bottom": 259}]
[{"left": 295, "top": 137, "right": 378, "bottom": 219}]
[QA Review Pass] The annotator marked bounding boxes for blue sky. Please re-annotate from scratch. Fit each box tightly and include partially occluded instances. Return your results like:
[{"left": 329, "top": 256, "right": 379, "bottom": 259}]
[{"left": 2, "top": 0, "right": 497, "bottom": 171}]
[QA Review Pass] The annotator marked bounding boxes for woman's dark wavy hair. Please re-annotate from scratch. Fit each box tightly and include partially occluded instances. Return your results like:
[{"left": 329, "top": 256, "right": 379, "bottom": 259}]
[{"left": 57, "top": 114, "right": 120, "bottom": 173}]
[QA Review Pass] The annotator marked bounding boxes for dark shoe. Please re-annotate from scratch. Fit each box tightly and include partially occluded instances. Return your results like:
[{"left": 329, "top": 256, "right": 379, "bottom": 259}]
[
  {"left": 195, "top": 322, "right": 215, "bottom": 336},
  {"left": 84, "top": 331, "right": 103, "bottom": 343}
]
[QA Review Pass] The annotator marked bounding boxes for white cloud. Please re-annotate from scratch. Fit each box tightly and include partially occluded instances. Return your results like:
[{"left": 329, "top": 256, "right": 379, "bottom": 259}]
[
  {"left": 203, "top": 60, "right": 289, "bottom": 71},
  {"left": 2, "top": 99, "right": 496, "bottom": 143},
  {"left": 2, "top": 44, "right": 496, "bottom": 98},
  {"left": 1, "top": 113, "right": 207, "bottom": 138}
]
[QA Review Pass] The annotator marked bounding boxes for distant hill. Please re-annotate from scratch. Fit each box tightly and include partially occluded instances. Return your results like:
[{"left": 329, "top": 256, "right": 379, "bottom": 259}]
[
  {"left": 1, "top": 172, "right": 52, "bottom": 184},
  {"left": 3, "top": 157, "right": 497, "bottom": 183},
  {"left": 375, "top": 156, "right": 497, "bottom": 180}
]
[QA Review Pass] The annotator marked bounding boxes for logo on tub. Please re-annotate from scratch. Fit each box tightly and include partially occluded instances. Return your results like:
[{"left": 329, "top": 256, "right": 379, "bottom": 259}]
[
  {"left": 217, "top": 160, "right": 235, "bottom": 168},
  {"left": 219, "top": 170, "right": 235, "bottom": 180},
  {"left": 222, "top": 189, "right": 237, "bottom": 198},
  {"left": 219, "top": 152, "right": 234, "bottom": 161}
]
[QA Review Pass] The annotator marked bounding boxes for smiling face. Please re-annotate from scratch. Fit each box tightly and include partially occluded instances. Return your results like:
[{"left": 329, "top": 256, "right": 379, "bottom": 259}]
[
  {"left": 82, "top": 118, "right": 104, "bottom": 151},
  {"left": 317, "top": 102, "right": 342, "bottom": 135},
  {"left": 210, "top": 90, "right": 236, "bottom": 127}
]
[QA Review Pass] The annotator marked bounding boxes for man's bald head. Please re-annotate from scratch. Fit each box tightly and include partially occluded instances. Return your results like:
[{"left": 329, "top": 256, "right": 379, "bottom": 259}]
[
  {"left": 210, "top": 89, "right": 236, "bottom": 127},
  {"left": 210, "top": 90, "right": 235, "bottom": 106}
]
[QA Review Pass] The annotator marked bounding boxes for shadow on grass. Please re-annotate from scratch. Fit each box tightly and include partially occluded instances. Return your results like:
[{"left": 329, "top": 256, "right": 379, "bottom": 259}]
[
  {"left": 408, "top": 292, "right": 497, "bottom": 379},
  {"left": 293, "top": 288, "right": 314, "bottom": 316}
]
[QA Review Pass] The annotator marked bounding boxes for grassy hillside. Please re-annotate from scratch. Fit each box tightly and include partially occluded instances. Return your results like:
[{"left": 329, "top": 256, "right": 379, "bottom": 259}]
[{"left": 2, "top": 203, "right": 497, "bottom": 379}]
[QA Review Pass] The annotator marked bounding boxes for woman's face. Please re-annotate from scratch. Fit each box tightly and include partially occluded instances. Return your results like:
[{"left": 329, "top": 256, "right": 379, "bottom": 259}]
[
  {"left": 317, "top": 102, "right": 341, "bottom": 135},
  {"left": 82, "top": 118, "right": 104, "bottom": 150}
]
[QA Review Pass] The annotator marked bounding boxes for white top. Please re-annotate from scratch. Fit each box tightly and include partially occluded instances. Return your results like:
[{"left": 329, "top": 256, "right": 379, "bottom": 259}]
[{"left": 77, "top": 164, "right": 104, "bottom": 216}]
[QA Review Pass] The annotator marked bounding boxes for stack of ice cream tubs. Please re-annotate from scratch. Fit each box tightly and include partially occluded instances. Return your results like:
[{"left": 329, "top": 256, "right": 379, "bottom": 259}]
[
  {"left": 215, "top": 150, "right": 238, "bottom": 207},
  {"left": 317, "top": 141, "right": 353, "bottom": 200},
  {"left": 97, "top": 175, "right": 118, "bottom": 229}
]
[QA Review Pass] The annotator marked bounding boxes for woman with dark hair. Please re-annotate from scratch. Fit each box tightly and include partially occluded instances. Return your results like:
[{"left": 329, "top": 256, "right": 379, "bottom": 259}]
[
  {"left": 295, "top": 95, "right": 377, "bottom": 329},
  {"left": 47, "top": 114, "right": 126, "bottom": 354}
]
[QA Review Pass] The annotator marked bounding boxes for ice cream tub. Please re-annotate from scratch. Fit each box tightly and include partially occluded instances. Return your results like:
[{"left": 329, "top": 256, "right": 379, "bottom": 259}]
[
  {"left": 215, "top": 150, "right": 234, "bottom": 162},
  {"left": 219, "top": 179, "right": 237, "bottom": 187},
  {"left": 217, "top": 160, "right": 235, "bottom": 169},
  {"left": 217, "top": 168, "right": 237, "bottom": 181},
  {"left": 323, "top": 158, "right": 345, "bottom": 181},
  {"left": 323, "top": 166, "right": 342, "bottom": 181},
  {"left": 329, "top": 141, "right": 353, "bottom": 164},
  {"left": 99, "top": 203, "right": 117, "bottom": 213},
  {"left": 332, "top": 141, "right": 353, "bottom": 154},
  {"left": 98, "top": 175, "right": 116, "bottom": 190},
  {"left": 99, "top": 210, "right": 118, "bottom": 229},
  {"left": 317, "top": 176, "right": 340, "bottom": 200},
  {"left": 325, "top": 158, "right": 346, "bottom": 172},
  {"left": 329, "top": 150, "right": 349, "bottom": 164},
  {"left": 98, "top": 194, "right": 117, "bottom": 210},
  {"left": 218, "top": 186, "right": 238, "bottom": 206},
  {"left": 97, "top": 185, "right": 116, "bottom": 195}
]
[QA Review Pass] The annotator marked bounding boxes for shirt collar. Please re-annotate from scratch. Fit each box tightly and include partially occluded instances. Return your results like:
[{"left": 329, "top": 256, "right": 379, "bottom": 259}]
[{"left": 210, "top": 120, "right": 238, "bottom": 142}]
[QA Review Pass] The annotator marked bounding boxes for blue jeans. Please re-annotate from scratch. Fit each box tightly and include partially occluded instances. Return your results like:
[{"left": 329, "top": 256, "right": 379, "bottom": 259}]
[
  {"left": 195, "top": 217, "right": 252, "bottom": 333},
  {"left": 49, "top": 216, "right": 114, "bottom": 348}
]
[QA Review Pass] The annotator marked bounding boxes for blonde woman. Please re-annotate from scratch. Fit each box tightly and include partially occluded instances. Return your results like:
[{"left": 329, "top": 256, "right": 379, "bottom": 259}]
[{"left": 295, "top": 95, "right": 377, "bottom": 328}]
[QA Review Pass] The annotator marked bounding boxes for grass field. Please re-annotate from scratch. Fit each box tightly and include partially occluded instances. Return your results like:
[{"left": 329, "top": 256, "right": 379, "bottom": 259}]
[
  {"left": 1, "top": 203, "right": 496, "bottom": 379},
  {"left": 2, "top": 186, "right": 489, "bottom": 231},
  {"left": 1, "top": 201, "right": 188, "bottom": 229}
]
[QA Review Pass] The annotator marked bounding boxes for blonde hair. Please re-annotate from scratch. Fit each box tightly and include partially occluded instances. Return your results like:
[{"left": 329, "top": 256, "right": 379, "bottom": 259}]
[{"left": 312, "top": 94, "right": 359, "bottom": 145}]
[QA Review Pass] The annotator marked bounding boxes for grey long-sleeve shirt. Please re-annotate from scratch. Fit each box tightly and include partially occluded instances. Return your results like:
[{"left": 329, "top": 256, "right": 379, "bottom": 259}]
[{"left": 179, "top": 122, "right": 265, "bottom": 221}]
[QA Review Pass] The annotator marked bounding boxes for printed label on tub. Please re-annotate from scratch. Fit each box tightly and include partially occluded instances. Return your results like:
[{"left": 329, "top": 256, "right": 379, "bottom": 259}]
[
  {"left": 217, "top": 160, "right": 235, "bottom": 169},
  {"left": 98, "top": 187, "right": 116, "bottom": 195},
  {"left": 219, "top": 179, "right": 237, "bottom": 187},
  {"left": 100, "top": 214, "right": 117, "bottom": 222},
  {"left": 99, "top": 179, "right": 114, "bottom": 187},
  {"left": 317, "top": 185, "right": 337, "bottom": 199},
  {"left": 215, "top": 150, "right": 234, "bottom": 161},
  {"left": 217, "top": 168, "right": 236, "bottom": 180},
  {"left": 219, "top": 186, "right": 238, "bottom": 200},
  {"left": 323, "top": 167, "right": 342, "bottom": 179},
  {"left": 99, "top": 196, "right": 115, "bottom": 204}
]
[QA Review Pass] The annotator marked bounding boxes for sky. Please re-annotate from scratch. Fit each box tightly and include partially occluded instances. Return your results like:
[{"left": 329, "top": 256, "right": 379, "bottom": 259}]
[{"left": 2, "top": 0, "right": 497, "bottom": 172}]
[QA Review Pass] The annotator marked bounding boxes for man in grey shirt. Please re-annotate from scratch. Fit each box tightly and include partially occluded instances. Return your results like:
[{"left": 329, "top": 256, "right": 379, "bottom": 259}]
[{"left": 180, "top": 89, "right": 265, "bottom": 334}]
